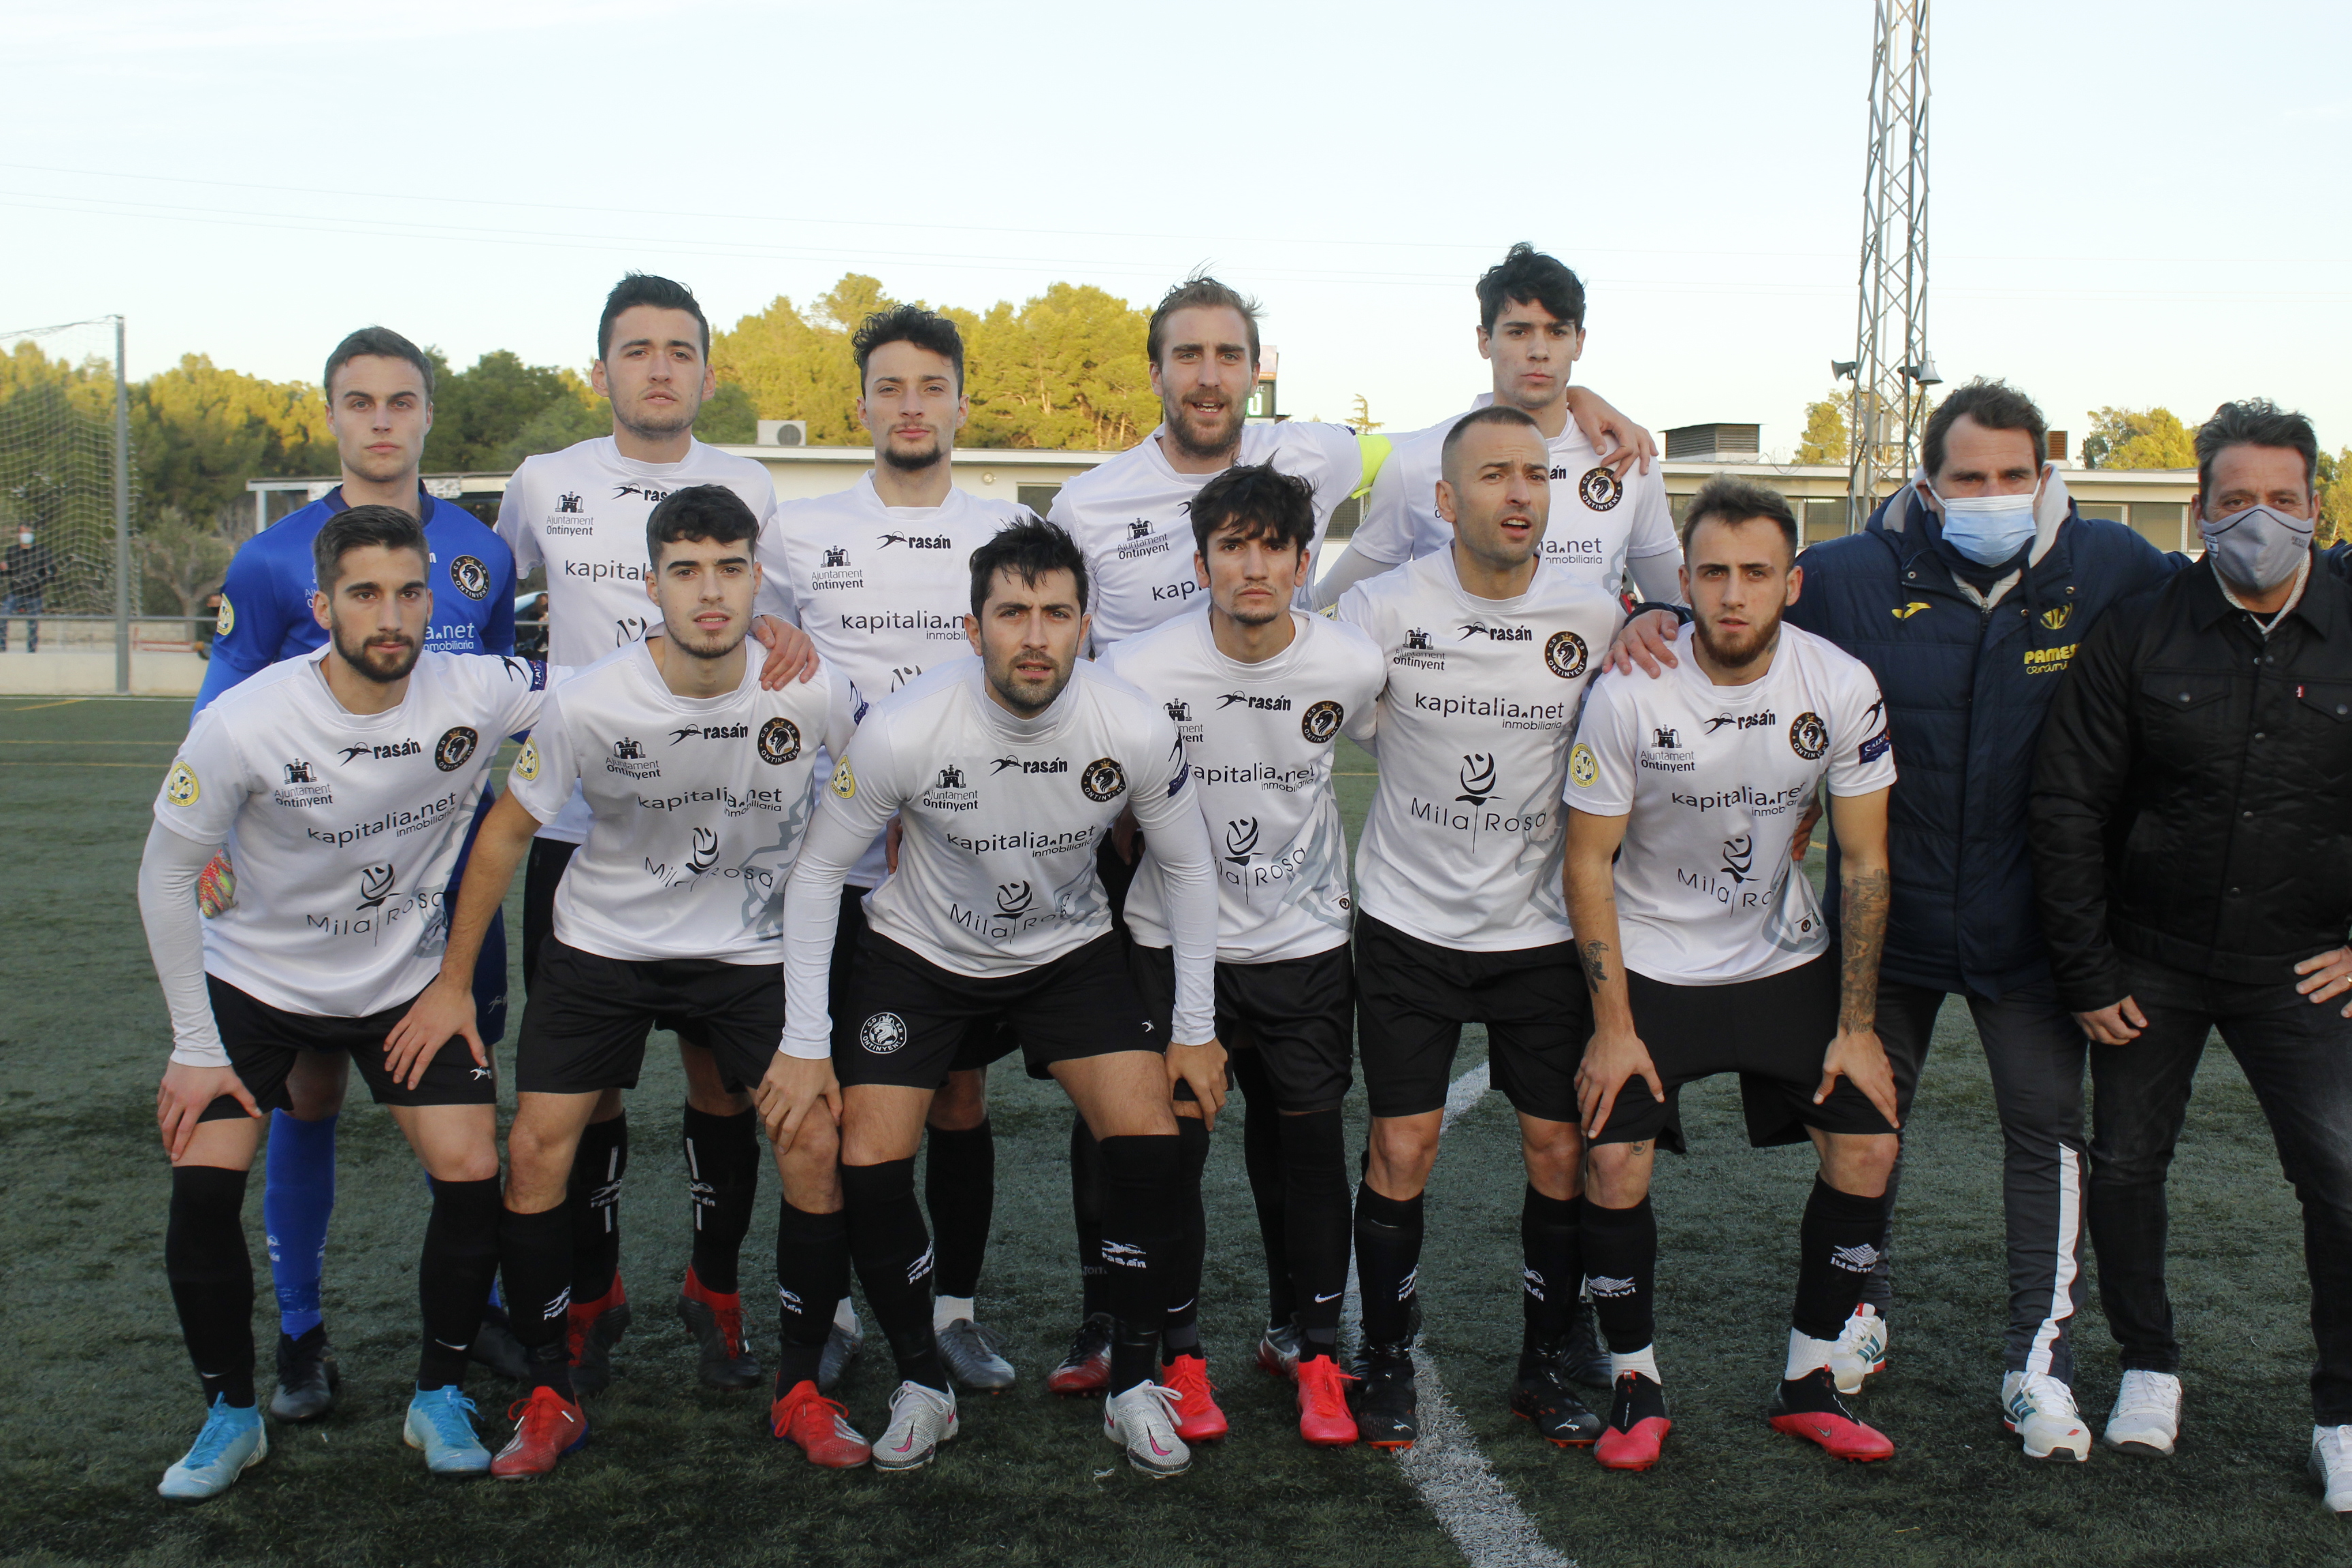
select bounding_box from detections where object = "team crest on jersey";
[1569,742,1599,789]
[2040,603,2073,632]
[449,555,490,602]
[1544,630,1590,679]
[1892,601,1930,620]
[514,738,541,783]
[1301,700,1344,744]
[1788,711,1829,761]
[434,727,479,772]
[757,718,802,766]
[830,759,857,798]
[165,760,200,806]
[1577,467,1622,512]
[1080,757,1128,803]
[860,1011,909,1055]
[214,595,234,637]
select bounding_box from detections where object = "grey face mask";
[2200,503,2313,593]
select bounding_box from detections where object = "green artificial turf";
[1,699,2345,1567]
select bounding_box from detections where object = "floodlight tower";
[1838,0,1934,529]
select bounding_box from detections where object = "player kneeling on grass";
[1098,464,1385,1447]
[397,485,864,1477]
[1563,476,1903,1469]
[777,518,1224,1477]
[140,506,561,1498]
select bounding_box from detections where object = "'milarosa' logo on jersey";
[877,532,951,549]
[1224,817,1259,866]
[995,881,1034,916]
[757,718,802,765]
[1081,757,1128,802]
[1788,711,1829,761]
[1544,630,1590,679]
[1217,691,1291,711]
[338,738,422,764]
[357,863,396,911]
[687,827,721,875]
[1456,753,1499,807]
[434,728,479,772]
[1720,833,1757,885]
[990,755,1068,776]
[1458,622,1533,642]
[1301,700,1343,744]
[1578,467,1623,511]
[613,482,670,503]
[450,555,490,602]
[670,722,751,744]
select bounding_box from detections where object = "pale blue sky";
[6,0,2347,457]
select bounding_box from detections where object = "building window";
[1803,498,1850,546]
[1016,484,1060,517]
[2129,502,2186,554]
[2075,503,2125,525]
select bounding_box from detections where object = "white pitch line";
[1346,1060,1574,1568]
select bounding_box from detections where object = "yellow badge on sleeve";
[1568,742,1599,789]
[830,758,857,799]
[165,760,201,806]
[513,738,540,783]
[214,595,234,637]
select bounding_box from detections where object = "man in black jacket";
[1,524,60,652]
[2030,398,2352,1512]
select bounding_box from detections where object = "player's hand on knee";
[755,1053,840,1150]
[1603,609,1682,679]
[1818,1027,1901,1130]
[752,617,820,689]
[385,976,482,1090]
[157,1062,257,1159]
[1577,1028,1661,1139]
[2295,947,2352,1015]
[1166,1039,1227,1131]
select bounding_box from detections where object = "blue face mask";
[1929,483,2039,566]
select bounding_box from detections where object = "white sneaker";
[2311,1424,2352,1514]
[872,1381,958,1472]
[1104,1382,1191,1477]
[2104,1369,2182,1456]
[2002,1371,2091,1463]
[1827,1305,1889,1394]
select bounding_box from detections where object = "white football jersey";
[153,649,555,1019]
[1351,403,1678,591]
[505,642,858,964]
[782,657,1209,1053]
[1047,421,1362,650]
[1099,608,1383,964]
[1567,624,1895,985]
[772,473,1029,887]
[1338,550,1624,951]
[497,435,791,843]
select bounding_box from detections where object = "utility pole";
[1837,0,1935,530]
[112,314,131,695]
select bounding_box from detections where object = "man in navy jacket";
[1612,380,2177,1460]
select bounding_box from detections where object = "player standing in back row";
[1099,463,1384,1448]
[1335,405,1626,1452]
[1565,476,1902,1469]
[495,274,814,1400]
[772,304,1030,1393]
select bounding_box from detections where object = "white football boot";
[871,1381,958,1472]
[2002,1371,2091,1462]
[1827,1305,1889,1394]
[1105,1382,1191,1477]
[2310,1424,2352,1515]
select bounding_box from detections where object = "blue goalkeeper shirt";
[193,485,517,715]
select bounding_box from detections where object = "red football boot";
[676,1268,760,1390]
[1767,1367,1894,1461]
[490,1386,589,1480]
[1160,1354,1229,1443]
[1295,1355,1359,1447]
[565,1274,632,1396]
[770,1379,872,1468]
[1594,1372,1672,1470]
[1047,1313,1113,1396]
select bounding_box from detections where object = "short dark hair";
[2195,397,2318,497]
[1147,274,1262,368]
[314,504,427,590]
[1680,474,1799,563]
[598,272,710,362]
[1921,379,2046,481]
[1186,463,1316,560]
[1475,243,1586,334]
[323,327,434,401]
[644,484,758,567]
[852,304,965,391]
[1439,403,1542,480]
[968,514,1088,619]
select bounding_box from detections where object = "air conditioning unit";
[757,420,807,448]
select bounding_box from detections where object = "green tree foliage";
[2318,447,2352,546]
[2081,406,2199,470]
[1797,388,1851,466]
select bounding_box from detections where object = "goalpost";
[0,315,131,691]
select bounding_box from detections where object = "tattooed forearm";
[1838,866,1891,1031]
[1578,939,1612,993]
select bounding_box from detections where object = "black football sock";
[417,1175,502,1390]
[569,1112,628,1304]
[1232,1050,1296,1330]
[1354,1183,1424,1348]
[1071,1115,1109,1319]
[924,1120,996,1303]
[1518,1188,1584,1373]
[499,1203,576,1398]
[774,1201,848,1394]
[1279,1109,1350,1357]
[1857,1151,1902,1316]
[167,1164,256,1409]
[681,1106,758,1296]
[1579,1194,1658,1354]
[1098,1133,1182,1394]
[1793,1176,1893,1343]
[841,1159,945,1392]
[1161,1115,1211,1360]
